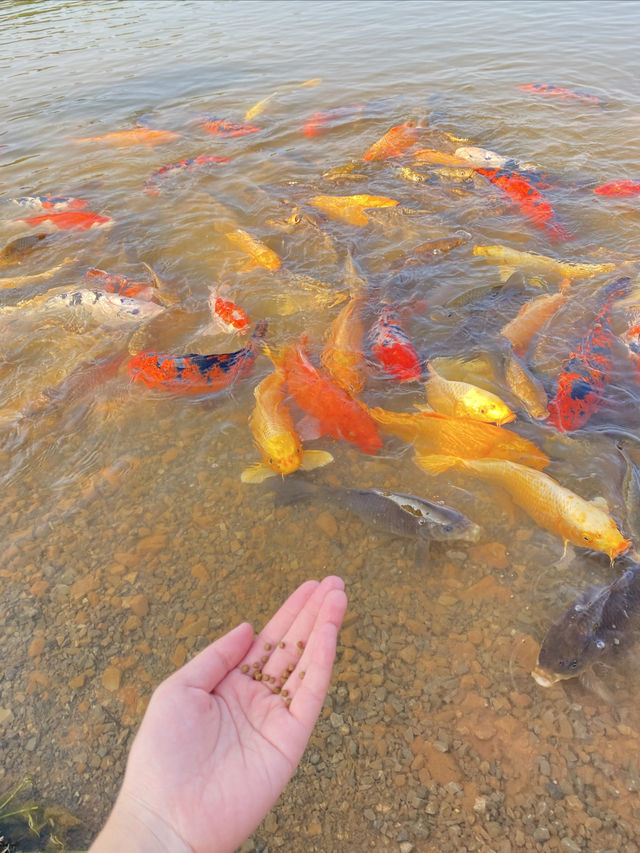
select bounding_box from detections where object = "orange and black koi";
[547,277,630,432]
[518,83,602,105]
[368,306,422,382]
[201,117,261,137]
[128,320,267,394]
[475,168,572,242]
[594,180,640,198]
[143,154,230,194]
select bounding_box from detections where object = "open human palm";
[90,576,347,853]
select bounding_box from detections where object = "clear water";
[2,1,640,850]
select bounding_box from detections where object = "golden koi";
[363,122,420,162]
[72,128,181,146]
[504,354,549,420]
[500,291,569,358]
[367,406,549,469]
[226,228,281,271]
[320,293,366,396]
[241,363,333,483]
[415,455,630,561]
[424,362,515,425]
[244,77,322,121]
[473,244,617,283]
[308,194,399,226]
[412,148,470,167]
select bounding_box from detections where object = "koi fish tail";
[547,220,573,243]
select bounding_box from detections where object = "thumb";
[172,621,254,692]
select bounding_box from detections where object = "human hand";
[89,575,348,853]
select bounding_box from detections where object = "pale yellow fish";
[321,293,366,396]
[244,77,322,122]
[226,228,281,271]
[504,353,549,420]
[473,244,618,282]
[0,257,76,289]
[308,194,399,226]
[321,163,369,183]
[500,290,569,358]
[424,361,515,425]
[241,362,333,483]
[413,455,630,562]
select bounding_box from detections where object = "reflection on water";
[2,1,640,849]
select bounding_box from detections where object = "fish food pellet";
[253,672,263,681]
[279,641,285,648]
[261,654,269,663]
[240,664,249,673]
[285,697,292,707]
[297,640,305,650]
[264,642,272,651]
[252,662,260,669]
[282,689,289,697]
[299,670,306,679]
[272,686,281,694]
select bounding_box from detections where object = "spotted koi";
[368,306,422,382]
[201,117,261,137]
[517,83,602,105]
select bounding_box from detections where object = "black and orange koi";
[143,154,230,194]
[518,83,602,105]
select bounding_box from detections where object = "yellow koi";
[473,244,618,283]
[308,194,398,226]
[321,293,366,396]
[504,354,549,420]
[226,228,281,271]
[244,77,322,121]
[424,362,515,425]
[412,148,470,166]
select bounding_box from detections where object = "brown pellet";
[252,662,260,669]
[264,642,272,651]
[261,655,269,663]
[299,670,306,679]
[279,641,285,648]
[297,640,305,649]
[272,686,281,694]
[253,672,263,681]
[285,697,292,707]
[282,689,289,697]
[240,664,249,674]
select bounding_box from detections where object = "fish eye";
[583,535,592,542]
[568,659,578,670]
[444,525,453,532]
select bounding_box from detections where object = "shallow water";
[2,1,640,850]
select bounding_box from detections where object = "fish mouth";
[531,666,563,688]
[460,523,482,542]
[497,412,516,425]
[609,537,632,560]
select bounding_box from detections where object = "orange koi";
[368,406,549,470]
[201,117,261,137]
[500,291,569,358]
[226,228,281,271]
[303,104,366,137]
[412,148,470,167]
[368,306,422,381]
[363,122,419,162]
[73,128,181,146]
[320,293,366,396]
[84,268,156,301]
[308,193,398,226]
[128,320,267,395]
[594,180,640,197]
[518,83,601,105]
[476,168,572,242]
[415,455,629,561]
[278,337,382,454]
[547,276,630,431]
[19,211,113,231]
[208,286,250,334]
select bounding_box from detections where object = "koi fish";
[412,148,470,167]
[532,563,640,687]
[504,353,549,420]
[308,193,399,226]
[363,122,420,162]
[241,364,333,483]
[547,276,630,431]
[620,320,640,374]
[84,268,157,301]
[424,362,515,425]
[501,291,569,358]
[143,155,230,194]
[473,244,617,283]
[73,128,181,145]
[303,104,365,137]
[18,211,113,231]
[0,257,76,290]
[201,117,261,137]
[518,83,601,105]
[368,306,422,381]
[245,77,322,122]
[226,228,281,271]
[128,320,267,394]
[320,293,366,396]
[368,406,549,470]
[453,146,534,170]
[276,337,382,454]
[415,455,630,561]
[0,234,49,266]
[594,180,640,197]
[475,168,572,242]
[389,234,467,270]
[0,195,88,215]
[0,287,165,326]
[207,286,250,335]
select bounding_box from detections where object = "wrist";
[89,791,192,853]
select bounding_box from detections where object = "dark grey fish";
[532,561,640,687]
[273,478,480,543]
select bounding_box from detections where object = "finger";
[286,588,347,727]
[252,576,345,689]
[237,578,321,673]
[170,621,254,692]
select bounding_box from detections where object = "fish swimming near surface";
[412,148,470,167]
[245,77,322,122]
[453,146,535,170]
[415,455,630,561]
[200,117,261,137]
[320,292,367,396]
[240,363,334,483]
[0,257,76,290]
[84,268,157,302]
[424,361,516,425]
[363,122,420,162]
[368,406,549,469]
[17,211,113,231]
[275,336,382,454]
[73,128,181,146]
[594,180,640,197]
[547,276,630,431]
[389,234,468,270]
[308,193,399,226]
[0,195,88,216]
[500,290,570,359]
[143,155,230,194]
[532,562,640,687]
[272,477,481,544]
[368,305,422,382]
[473,244,617,283]
[503,352,550,420]
[303,103,366,137]
[517,83,602,105]
[226,228,281,271]
[128,320,267,394]
[0,234,50,266]
[207,285,251,335]
[475,168,572,242]
[0,287,165,326]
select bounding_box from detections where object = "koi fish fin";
[297,414,326,441]
[413,402,435,412]
[240,462,279,484]
[590,495,610,512]
[498,265,516,282]
[414,454,461,475]
[300,449,334,471]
